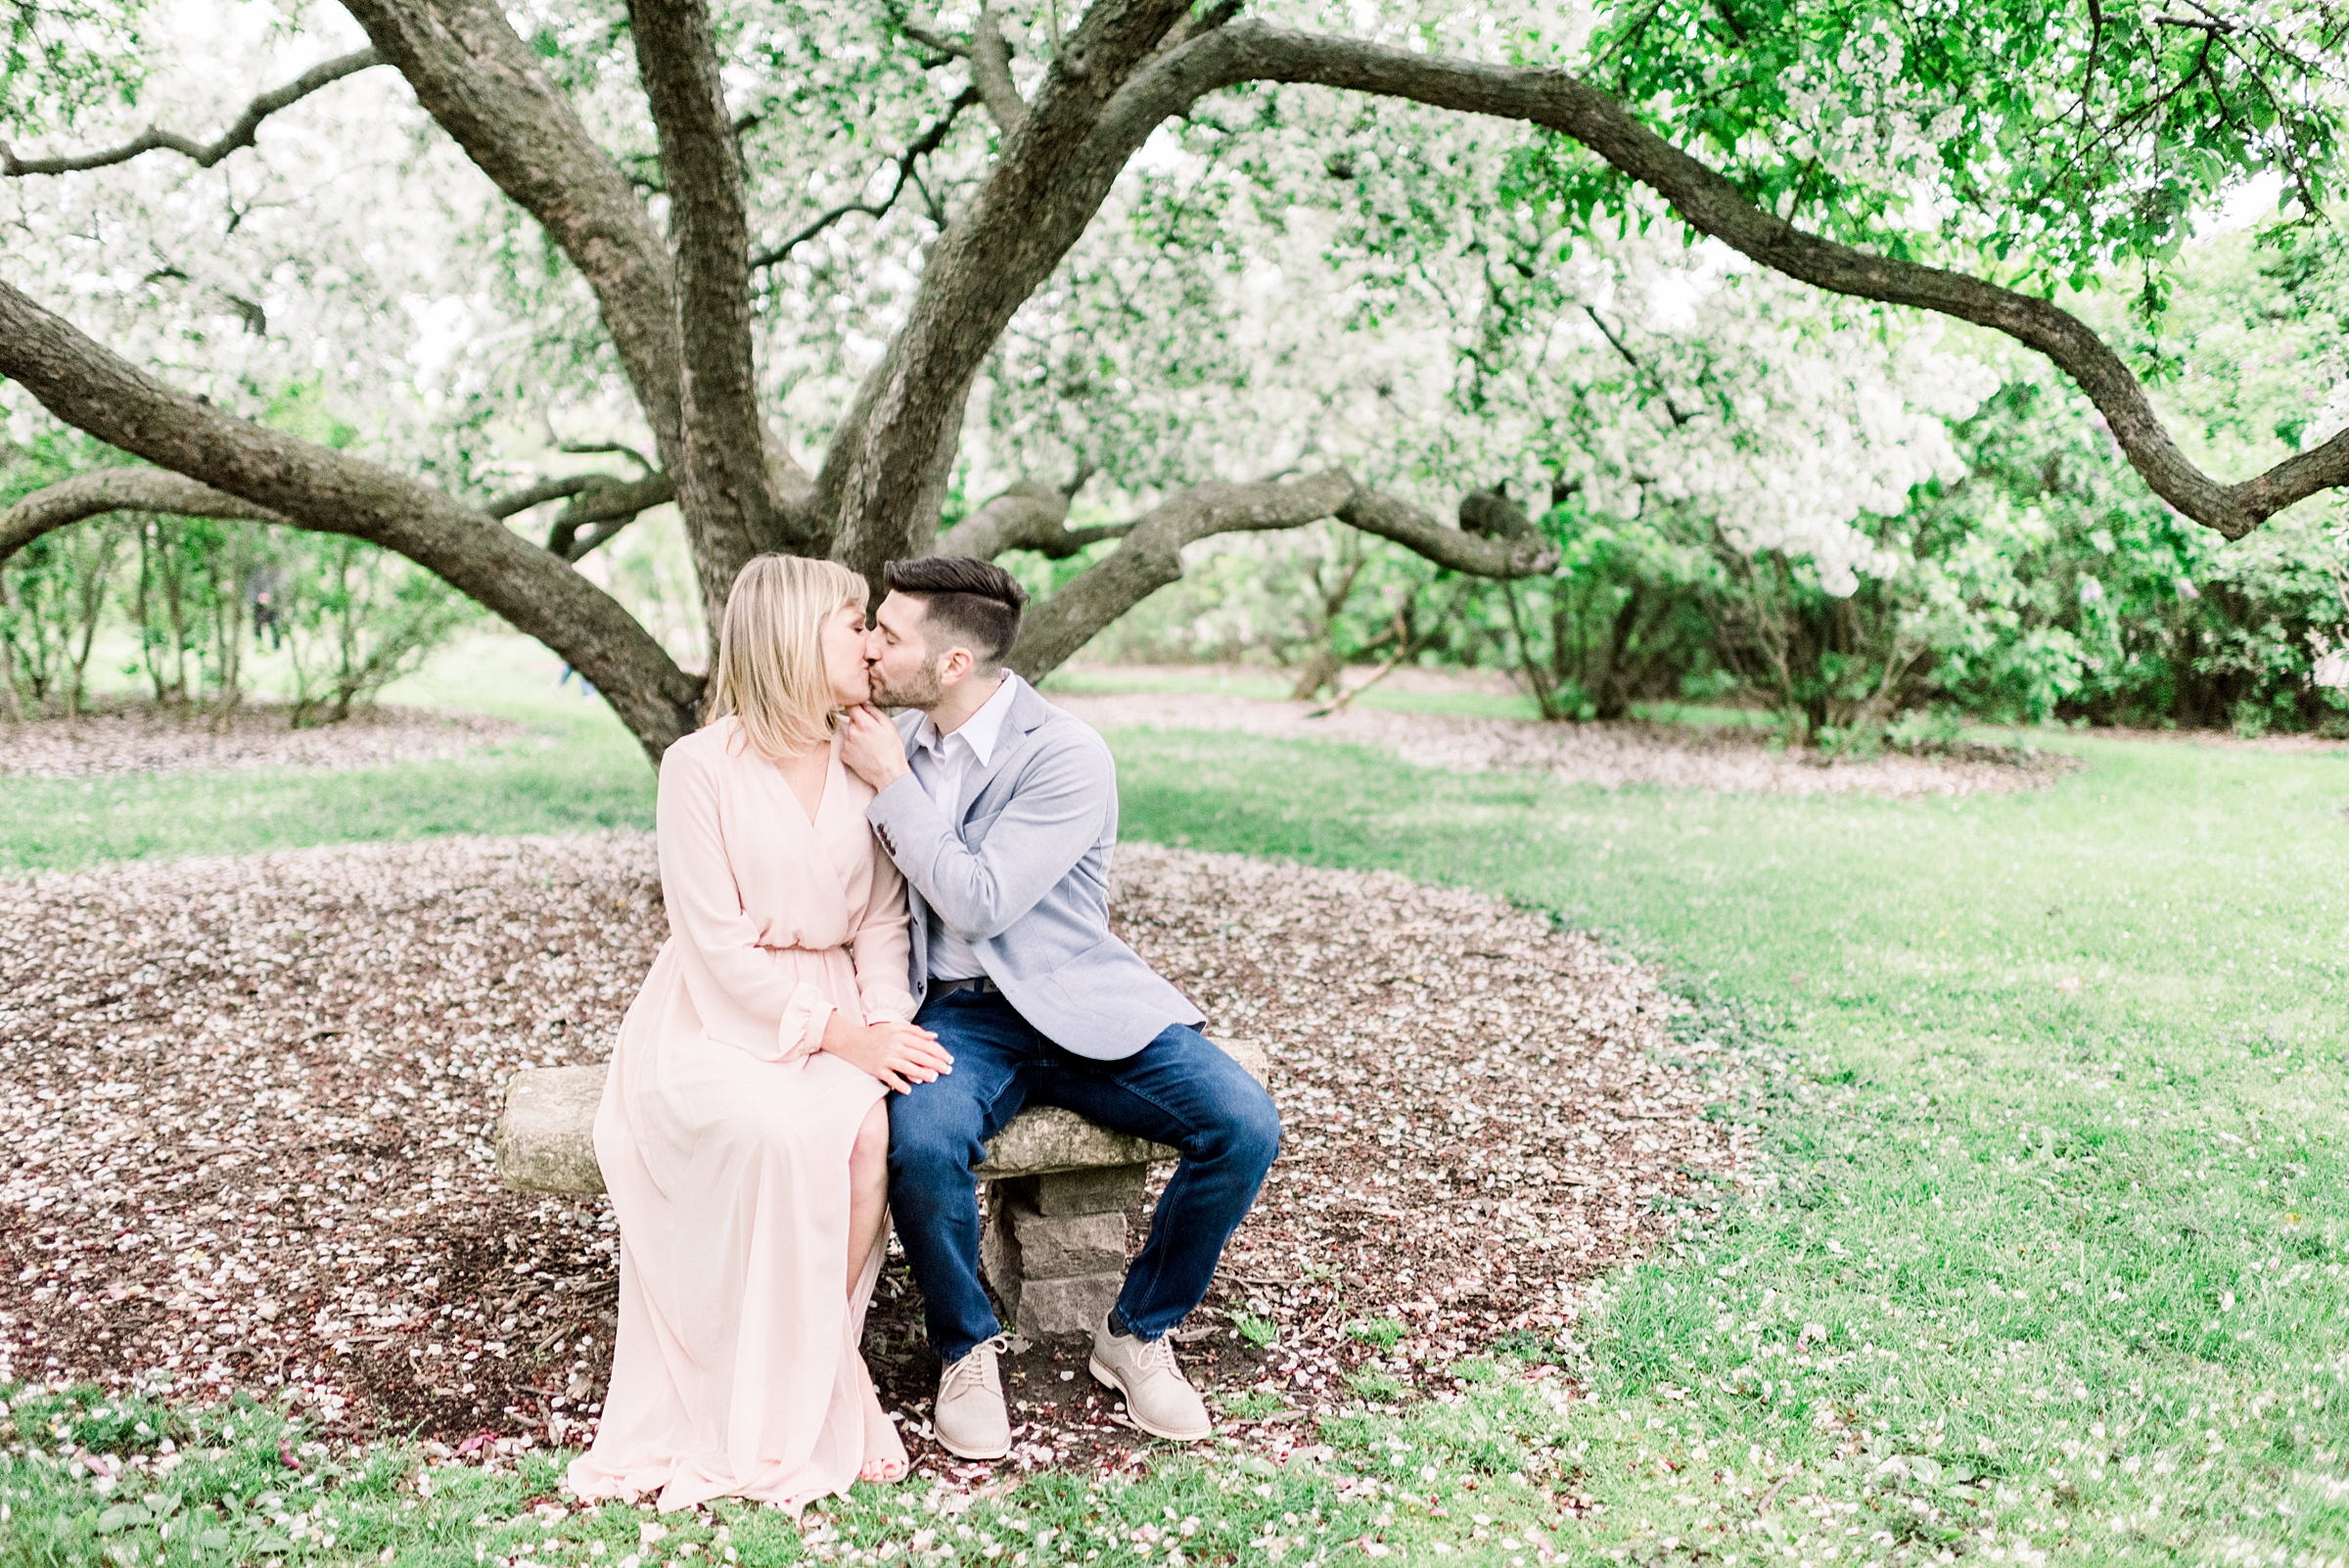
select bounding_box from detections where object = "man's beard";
[868,656,944,711]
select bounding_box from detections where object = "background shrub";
[2,437,476,724]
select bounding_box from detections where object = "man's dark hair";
[883,556,1029,669]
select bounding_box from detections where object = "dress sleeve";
[656,740,832,1062]
[851,832,919,1025]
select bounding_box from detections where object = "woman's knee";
[850,1100,890,1184]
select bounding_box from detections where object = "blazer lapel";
[957,675,1052,829]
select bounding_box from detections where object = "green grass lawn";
[1040,662,1545,720]
[1039,663,1781,727]
[0,637,657,873]
[6,680,2348,1564]
[1109,726,2349,1564]
[0,747,654,871]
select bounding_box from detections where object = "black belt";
[933,975,1000,996]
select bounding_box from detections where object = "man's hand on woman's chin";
[841,704,913,789]
[822,1009,952,1093]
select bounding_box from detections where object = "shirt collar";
[916,672,1020,765]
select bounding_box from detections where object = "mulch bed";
[1053,692,2082,798]
[0,834,1748,1481]
[0,703,524,779]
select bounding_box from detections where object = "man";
[839,556,1281,1462]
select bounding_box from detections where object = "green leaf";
[96,1502,150,1534]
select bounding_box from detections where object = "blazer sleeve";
[866,724,1111,943]
[850,837,919,1024]
[657,741,833,1062]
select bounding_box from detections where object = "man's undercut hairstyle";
[884,556,1029,670]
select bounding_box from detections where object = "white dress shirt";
[905,674,1020,981]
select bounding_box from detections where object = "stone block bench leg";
[980,1164,1148,1341]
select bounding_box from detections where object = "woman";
[569,555,954,1513]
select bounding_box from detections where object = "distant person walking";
[245,565,283,651]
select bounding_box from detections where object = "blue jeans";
[886,991,1282,1364]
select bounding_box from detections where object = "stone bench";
[495,1039,1269,1342]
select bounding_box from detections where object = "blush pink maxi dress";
[568,717,915,1512]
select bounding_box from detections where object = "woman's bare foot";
[858,1456,906,1484]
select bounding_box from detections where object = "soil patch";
[0,703,524,779]
[0,834,1747,1480]
[1055,692,2080,799]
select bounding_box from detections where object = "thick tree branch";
[631,0,811,590]
[1005,471,1557,678]
[815,1,1263,589]
[0,470,283,553]
[1182,22,2344,538]
[336,1,687,511]
[0,278,702,760]
[1338,487,1557,576]
[970,6,1030,136]
[1007,473,1356,676]
[934,480,1130,560]
[816,0,1201,589]
[1,49,385,177]
[5,460,672,570]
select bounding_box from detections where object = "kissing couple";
[564,553,1283,1512]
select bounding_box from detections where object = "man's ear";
[938,646,977,686]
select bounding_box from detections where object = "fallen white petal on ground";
[0,833,1748,1474]
[1053,692,2081,798]
[0,704,525,779]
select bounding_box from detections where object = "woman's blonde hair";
[704,554,869,762]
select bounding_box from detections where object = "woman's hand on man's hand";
[822,1011,953,1093]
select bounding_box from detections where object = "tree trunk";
[0,574,22,721]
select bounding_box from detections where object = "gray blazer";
[866,674,1205,1061]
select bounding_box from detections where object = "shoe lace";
[1132,1333,1180,1381]
[943,1333,1009,1399]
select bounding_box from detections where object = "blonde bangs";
[705,555,869,762]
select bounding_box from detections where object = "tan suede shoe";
[1088,1315,1211,1442]
[933,1335,1011,1461]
